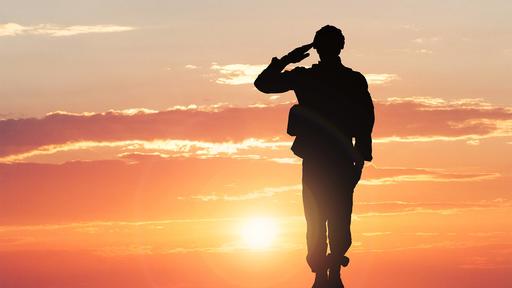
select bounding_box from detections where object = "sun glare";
[240,217,279,250]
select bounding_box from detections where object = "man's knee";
[306,253,328,272]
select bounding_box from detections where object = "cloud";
[183,165,501,204]
[0,23,28,36]
[374,97,512,142]
[0,154,509,225]
[210,63,399,86]
[400,24,421,31]
[44,108,162,118]
[355,198,512,217]
[362,232,392,236]
[413,37,440,44]
[365,74,400,85]
[414,232,440,236]
[363,165,502,184]
[0,97,510,162]
[0,138,292,163]
[0,104,291,160]
[0,23,134,37]
[0,157,301,225]
[359,165,501,185]
[268,157,301,164]
[188,185,301,201]
[183,165,502,203]
[210,63,268,85]
[466,139,480,145]
[184,64,198,69]
[0,215,305,256]
[416,49,433,54]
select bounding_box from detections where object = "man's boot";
[327,253,348,288]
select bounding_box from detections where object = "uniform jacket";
[254,56,375,162]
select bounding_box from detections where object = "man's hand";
[353,160,364,188]
[355,160,364,171]
[282,43,313,64]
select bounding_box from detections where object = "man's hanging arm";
[354,73,375,162]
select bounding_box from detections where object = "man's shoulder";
[343,67,368,87]
[342,66,365,78]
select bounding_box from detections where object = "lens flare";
[240,217,278,250]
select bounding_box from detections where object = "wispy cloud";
[210,62,399,86]
[400,24,420,31]
[365,73,400,85]
[0,157,301,224]
[210,63,267,85]
[0,104,290,160]
[362,232,392,236]
[384,97,501,110]
[1,97,510,161]
[0,216,304,255]
[355,198,512,217]
[268,157,301,164]
[46,108,159,117]
[360,165,501,185]
[0,23,28,36]
[413,37,440,44]
[0,138,292,163]
[414,232,440,236]
[359,172,501,185]
[375,97,512,142]
[1,152,510,225]
[188,185,301,201]
[0,23,135,37]
[416,49,433,54]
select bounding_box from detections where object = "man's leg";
[302,160,328,287]
[327,186,353,264]
[303,182,328,272]
[327,180,353,288]
[326,164,356,288]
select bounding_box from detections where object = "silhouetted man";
[254,25,374,288]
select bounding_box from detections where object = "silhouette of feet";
[326,254,347,288]
[311,271,328,288]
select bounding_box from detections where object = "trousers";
[302,156,359,272]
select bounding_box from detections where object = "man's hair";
[313,25,345,51]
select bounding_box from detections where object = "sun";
[240,217,279,250]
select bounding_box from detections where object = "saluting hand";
[282,43,313,64]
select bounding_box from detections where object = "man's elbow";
[254,76,271,93]
[355,136,373,162]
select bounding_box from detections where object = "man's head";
[313,25,345,61]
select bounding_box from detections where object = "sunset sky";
[1,1,511,287]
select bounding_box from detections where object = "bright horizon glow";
[240,217,279,250]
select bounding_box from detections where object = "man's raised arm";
[254,43,313,93]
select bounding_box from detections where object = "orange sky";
[1,1,511,287]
